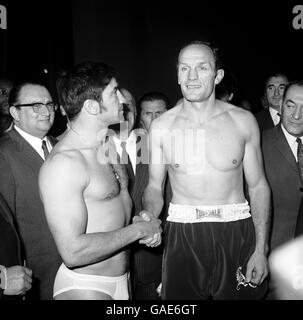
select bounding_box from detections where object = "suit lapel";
[265,109,275,127]
[9,128,44,166]
[272,125,298,173]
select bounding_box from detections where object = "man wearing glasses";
[0,82,62,299]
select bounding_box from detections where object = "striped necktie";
[120,141,128,165]
[42,140,49,160]
[297,138,303,182]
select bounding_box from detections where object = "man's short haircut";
[177,40,224,71]
[138,91,170,111]
[283,80,303,101]
[135,91,170,129]
[8,81,48,108]
[264,72,289,88]
[56,61,116,121]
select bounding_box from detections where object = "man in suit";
[262,81,303,298]
[255,73,289,132]
[131,91,171,300]
[0,82,62,299]
[0,193,32,300]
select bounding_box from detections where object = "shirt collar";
[269,107,280,125]
[281,124,301,148]
[112,130,137,147]
[14,125,49,159]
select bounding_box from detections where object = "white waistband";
[59,263,128,282]
[167,201,251,223]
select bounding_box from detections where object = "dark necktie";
[120,140,135,181]
[120,141,128,165]
[297,137,303,183]
[42,140,49,160]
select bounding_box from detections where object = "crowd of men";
[0,40,303,300]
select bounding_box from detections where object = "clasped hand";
[133,210,162,247]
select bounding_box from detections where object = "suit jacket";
[0,128,62,300]
[255,109,275,132]
[0,193,22,300]
[295,198,303,237]
[262,125,302,251]
[128,130,172,299]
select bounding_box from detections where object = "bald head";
[178,43,216,71]
[178,41,222,71]
[177,42,224,103]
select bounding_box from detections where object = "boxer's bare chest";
[163,114,245,175]
[81,147,129,201]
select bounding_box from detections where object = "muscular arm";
[242,113,270,283]
[39,152,159,268]
[142,121,168,218]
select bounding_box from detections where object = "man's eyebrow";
[179,61,209,67]
[285,99,296,104]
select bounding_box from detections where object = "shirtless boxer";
[141,41,270,299]
[39,62,161,300]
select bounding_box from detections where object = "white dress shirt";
[281,124,303,162]
[269,107,281,126]
[14,125,52,160]
[112,130,137,174]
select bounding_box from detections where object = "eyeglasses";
[14,102,58,113]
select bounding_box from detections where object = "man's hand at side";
[245,250,268,286]
[4,266,33,296]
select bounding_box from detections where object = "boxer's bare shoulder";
[151,103,183,130]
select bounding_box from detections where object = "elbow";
[60,245,83,268]
[61,252,79,268]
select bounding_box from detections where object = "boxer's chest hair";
[109,163,129,190]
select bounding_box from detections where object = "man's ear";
[215,69,224,85]
[9,106,20,121]
[83,99,100,115]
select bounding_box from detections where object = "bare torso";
[51,137,132,276]
[157,100,248,205]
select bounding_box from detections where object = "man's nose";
[39,105,50,116]
[188,68,198,80]
[117,90,126,104]
[274,87,280,96]
[151,113,157,121]
[293,106,302,120]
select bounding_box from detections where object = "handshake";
[133,210,162,247]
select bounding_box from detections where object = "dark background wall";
[0,0,302,133]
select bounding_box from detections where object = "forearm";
[248,179,271,255]
[62,223,144,267]
[142,185,164,218]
